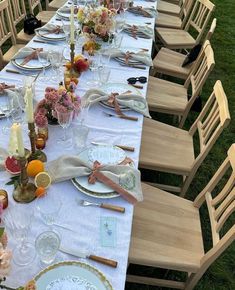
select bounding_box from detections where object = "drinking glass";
[62,20,71,59]
[35,231,60,265]
[98,66,111,84]
[37,50,49,81]
[73,124,89,152]
[36,192,62,226]
[2,204,36,266]
[55,106,74,148]
[85,52,101,87]
[48,49,64,82]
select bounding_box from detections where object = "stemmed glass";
[37,50,49,81]
[2,204,36,266]
[85,52,101,87]
[55,106,74,148]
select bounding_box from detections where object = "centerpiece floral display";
[77,6,116,53]
[34,83,81,128]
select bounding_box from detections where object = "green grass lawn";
[126,0,235,289]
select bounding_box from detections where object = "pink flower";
[38,107,48,116]
[0,245,12,278]
[35,113,48,128]
[24,280,36,290]
[0,232,8,249]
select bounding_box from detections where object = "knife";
[91,141,135,152]
[59,246,118,268]
[103,111,138,122]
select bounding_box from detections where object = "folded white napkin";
[47,155,143,203]
[0,148,8,171]
[123,23,154,39]
[12,47,40,61]
[83,88,151,117]
[128,6,156,18]
[103,48,153,66]
[35,23,63,34]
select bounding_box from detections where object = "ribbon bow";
[21,48,43,66]
[41,26,62,35]
[124,51,135,65]
[0,83,15,93]
[88,160,137,204]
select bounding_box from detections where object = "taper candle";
[15,123,25,157]
[25,87,34,123]
[70,3,75,44]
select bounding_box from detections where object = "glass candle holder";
[35,135,46,150]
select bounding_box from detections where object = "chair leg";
[180,172,195,197]
[184,271,204,290]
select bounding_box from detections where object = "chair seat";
[157,0,181,16]
[36,11,55,25]
[153,47,192,79]
[156,27,196,49]
[17,29,34,44]
[139,118,195,175]
[147,76,188,114]
[48,0,67,11]
[156,12,182,29]
[129,183,204,273]
[3,44,25,66]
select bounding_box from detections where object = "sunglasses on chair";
[127,76,147,84]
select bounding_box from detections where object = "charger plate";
[35,261,113,290]
[72,145,126,198]
[99,83,141,111]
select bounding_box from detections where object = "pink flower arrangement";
[34,83,81,126]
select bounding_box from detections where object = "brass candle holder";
[28,122,47,162]
[13,153,36,203]
[70,42,75,74]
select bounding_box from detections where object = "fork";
[103,111,138,121]
[78,199,125,213]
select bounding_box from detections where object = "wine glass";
[62,20,71,59]
[37,50,49,82]
[85,51,101,87]
[55,106,74,148]
[3,204,36,266]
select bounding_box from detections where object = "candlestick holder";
[13,153,36,203]
[28,122,47,162]
[70,42,75,74]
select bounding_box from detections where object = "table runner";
[0,1,157,288]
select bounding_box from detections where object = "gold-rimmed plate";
[35,261,113,290]
[11,58,51,71]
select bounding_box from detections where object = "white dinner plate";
[11,58,51,71]
[35,261,113,290]
[72,145,126,198]
[99,83,141,111]
[36,30,66,41]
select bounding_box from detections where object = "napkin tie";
[0,83,15,93]
[21,48,43,66]
[136,6,151,17]
[88,161,137,204]
[41,26,62,35]
[131,25,138,39]
[108,93,122,115]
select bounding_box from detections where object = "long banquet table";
[0,1,156,288]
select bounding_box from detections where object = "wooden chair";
[0,0,24,69]
[153,18,216,80]
[27,0,55,25]
[45,0,67,11]
[139,81,230,197]
[157,0,182,16]
[156,0,215,50]
[128,145,235,289]
[8,0,34,44]
[147,40,215,128]
[156,0,194,29]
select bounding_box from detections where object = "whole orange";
[26,160,44,177]
[35,187,46,198]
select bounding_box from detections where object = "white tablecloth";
[0,1,157,289]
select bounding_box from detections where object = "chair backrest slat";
[9,0,26,27]
[214,187,235,220]
[212,173,235,206]
[185,0,215,44]
[28,0,42,14]
[0,0,16,48]
[205,18,217,41]
[181,0,194,27]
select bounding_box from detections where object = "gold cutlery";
[91,141,135,152]
[5,69,38,77]
[78,199,125,213]
[130,84,143,89]
[103,111,138,121]
[119,63,146,70]
[33,39,47,43]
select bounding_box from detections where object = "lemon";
[34,172,51,189]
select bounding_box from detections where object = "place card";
[100,217,117,248]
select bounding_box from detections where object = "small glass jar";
[38,126,48,140]
[0,190,8,209]
[35,135,46,150]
